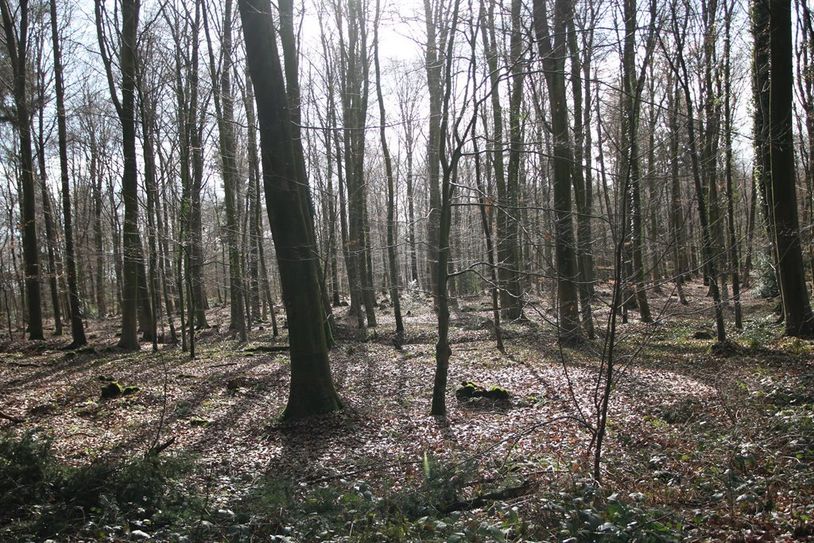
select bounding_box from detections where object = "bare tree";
[1,0,44,340]
[50,0,85,346]
[240,0,342,418]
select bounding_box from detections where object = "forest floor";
[1,280,814,542]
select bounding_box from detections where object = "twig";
[242,345,289,353]
[441,480,538,512]
[146,436,176,457]
[0,411,24,423]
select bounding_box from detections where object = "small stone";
[217,508,235,520]
[130,530,152,540]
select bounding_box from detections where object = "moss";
[100,381,124,399]
[487,386,510,401]
[100,382,139,399]
[455,381,510,402]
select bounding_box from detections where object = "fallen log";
[441,480,537,513]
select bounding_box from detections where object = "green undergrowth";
[536,480,682,542]
[198,454,682,542]
[0,431,687,542]
[0,431,199,541]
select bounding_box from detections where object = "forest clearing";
[2,282,813,542]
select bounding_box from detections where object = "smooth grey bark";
[240,0,342,418]
[50,0,86,346]
[1,0,43,340]
[95,0,142,350]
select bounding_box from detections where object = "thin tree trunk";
[723,0,742,328]
[50,0,86,346]
[34,42,64,336]
[567,15,594,337]
[667,4,727,343]
[203,0,247,341]
[373,0,404,341]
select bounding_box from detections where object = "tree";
[621,0,652,323]
[1,0,44,340]
[334,0,377,328]
[567,7,595,337]
[203,0,247,341]
[50,0,86,347]
[424,0,447,305]
[33,22,64,338]
[429,0,478,416]
[480,0,522,320]
[532,0,582,341]
[239,0,342,418]
[663,0,727,343]
[96,0,142,350]
[722,0,742,328]
[373,0,404,342]
[761,0,814,336]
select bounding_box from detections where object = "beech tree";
[95,0,143,350]
[239,0,342,418]
[1,0,43,340]
[373,0,404,341]
[50,0,85,347]
[759,0,814,336]
[203,0,247,341]
[532,0,582,341]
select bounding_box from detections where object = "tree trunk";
[669,3,727,343]
[244,73,263,320]
[532,0,582,341]
[1,0,44,340]
[763,0,814,336]
[50,0,86,346]
[723,0,742,328]
[424,0,444,305]
[480,0,522,320]
[373,0,404,340]
[667,70,689,304]
[203,0,246,341]
[622,0,652,323]
[240,0,341,418]
[567,15,594,337]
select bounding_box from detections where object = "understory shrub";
[0,431,195,540]
[537,480,682,543]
